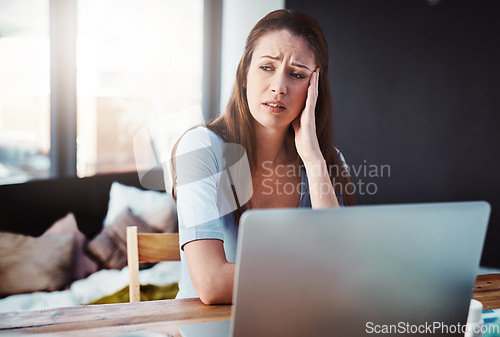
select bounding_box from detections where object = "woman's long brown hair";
[171,9,356,221]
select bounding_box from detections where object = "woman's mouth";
[263,101,286,112]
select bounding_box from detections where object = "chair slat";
[126,226,141,302]
[127,227,181,303]
[137,233,181,263]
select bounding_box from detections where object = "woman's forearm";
[193,261,235,305]
[303,158,340,209]
[184,239,235,305]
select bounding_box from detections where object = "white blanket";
[0,261,181,312]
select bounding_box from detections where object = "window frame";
[48,0,221,179]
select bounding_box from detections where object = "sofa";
[0,170,180,311]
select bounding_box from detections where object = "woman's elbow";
[197,286,231,305]
[199,293,224,305]
[194,274,233,305]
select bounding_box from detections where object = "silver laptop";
[180,201,491,337]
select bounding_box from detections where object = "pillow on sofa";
[0,231,75,297]
[141,204,177,233]
[103,182,177,232]
[45,213,99,281]
[87,208,160,270]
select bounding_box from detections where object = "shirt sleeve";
[335,147,349,173]
[335,147,349,207]
[174,127,226,249]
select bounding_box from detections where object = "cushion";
[0,231,75,297]
[103,182,177,231]
[141,204,177,233]
[45,213,99,281]
[87,208,160,270]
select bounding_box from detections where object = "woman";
[171,9,355,304]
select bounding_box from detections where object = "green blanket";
[90,283,179,304]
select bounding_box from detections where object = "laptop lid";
[230,201,490,337]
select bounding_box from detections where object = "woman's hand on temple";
[292,67,323,165]
[293,68,339,208]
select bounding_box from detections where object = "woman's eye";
[290,72,306,79]
[259,65,273,71]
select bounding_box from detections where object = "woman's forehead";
[252,30,316,68]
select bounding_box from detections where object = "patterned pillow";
[0,231,75,296]
[87,208,160,270]
[45,213,99,281]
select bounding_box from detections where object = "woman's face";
[246,30,317,132]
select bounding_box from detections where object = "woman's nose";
[270,71,287,95]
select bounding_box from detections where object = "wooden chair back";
[126,226,180,302]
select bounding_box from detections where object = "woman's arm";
[183,239,235,305]
[302,159,340,208]
[292,68,339,209]
[174,127,235,305]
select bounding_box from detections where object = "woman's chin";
[253,120,293,133]
[251,111,299,132]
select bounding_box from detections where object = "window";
[0,0,50,184]
[0,0,206,185]
[76,0,204,177]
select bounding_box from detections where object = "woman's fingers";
[302,68,319,126]
[294,68,323,164]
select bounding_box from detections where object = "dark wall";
[286,0,500,267]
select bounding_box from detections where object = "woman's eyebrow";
[260,55,280,61]
[291,62,311,70]
[260,55,311,71]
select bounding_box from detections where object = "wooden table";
[1,274,499,337]
[0,298,231,337]
[473,273,500,310]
